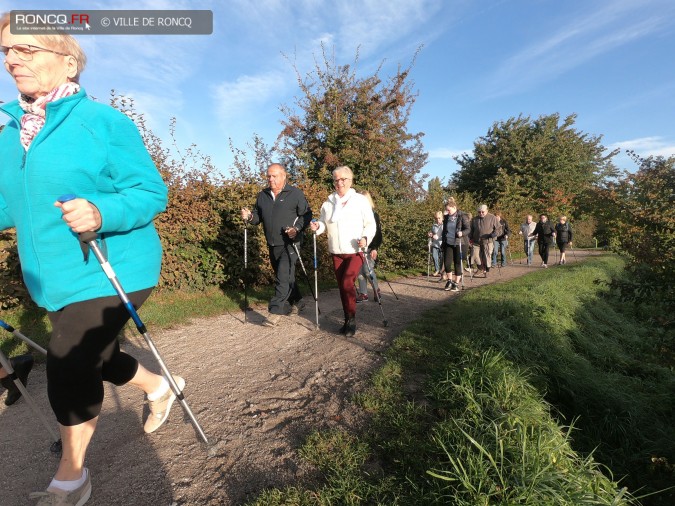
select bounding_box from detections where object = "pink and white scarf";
[18,82,80,150]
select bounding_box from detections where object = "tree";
[591,152,675,307]
[278,46,428,203]
[452,114,618,217]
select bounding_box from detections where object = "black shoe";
[344,317,356,337]
[2,354,34,406]
[339,319,348,334]
[444,280,453,291]
[450,284,459,292]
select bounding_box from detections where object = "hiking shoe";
[344,317,356,338]
[444,280,453,291]
[356,293,368,303]
[450,284,459,292]
[144,376,185,434]
[290,300,306,315]
[262,313,282,327]
[30,468,92,505]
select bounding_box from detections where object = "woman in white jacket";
[311,166,376,336]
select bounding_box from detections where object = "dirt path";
[0,250,597,505]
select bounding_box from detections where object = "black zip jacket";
[534,220,556,245]
[250,184,312,247]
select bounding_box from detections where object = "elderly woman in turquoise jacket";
[0,14,183,505]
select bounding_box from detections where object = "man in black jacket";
[241,164,312,326]
[533,214,556,268]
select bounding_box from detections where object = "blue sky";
[2,0,674,184]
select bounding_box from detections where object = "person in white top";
[518,214,537,265]
[310,166,376,337]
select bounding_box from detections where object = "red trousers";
[332,253,363,318]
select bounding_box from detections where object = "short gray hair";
[333,165,353,179]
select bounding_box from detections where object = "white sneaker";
[144,376,186,433]
[30,469,92,506]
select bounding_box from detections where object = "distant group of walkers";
[429,202,574,289]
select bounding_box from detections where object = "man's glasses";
[1,44,69,62]
[333,177,351,184]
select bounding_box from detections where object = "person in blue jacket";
[0,15,182,504]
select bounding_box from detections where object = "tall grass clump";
[250,255,673,505]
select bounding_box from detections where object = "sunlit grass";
[249,255,674,505]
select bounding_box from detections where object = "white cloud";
[608,137,675,158]
[212,71,287,121]
[334,0,440,59]
[429,147,467,159]
[486,0,675,98]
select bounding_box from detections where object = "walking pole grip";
[58,195,143,329]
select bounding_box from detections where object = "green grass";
[248,255,674,505]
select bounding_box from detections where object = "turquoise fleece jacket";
[0,89,168,311]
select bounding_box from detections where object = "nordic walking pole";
[288,218,320,309]
[291,242,320,309]
[0,344,61,453]
[495,243,502,276]
[243,221,248,324]
[457,238,464,290]
[58,195,208,445]
[360,249,387,327]
[468,243,475,282]
[427,239,431,281]
[0,321,61,452]
[312,228,320,329]
[0,319,47,355]
[380,273,399,300]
